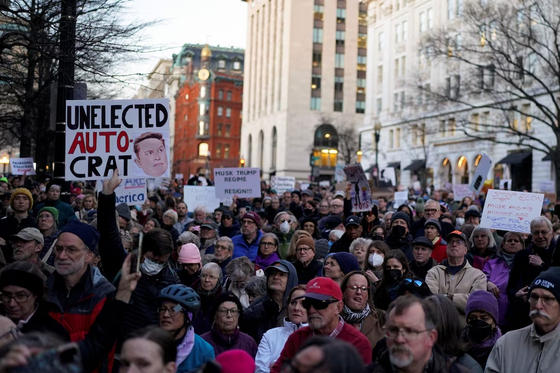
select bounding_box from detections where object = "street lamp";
[356,150,363,163]
[0,156,9,175]
[374,121,382,185]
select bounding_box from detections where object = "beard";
[389,345,414,368]
[55,254,86,276]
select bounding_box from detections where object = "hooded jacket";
[241,259,299,344]
[35,197,76,229]
[232,230,263,261]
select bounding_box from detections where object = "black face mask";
[467,319,494,342]
[304,208,314,216]
[391,225,406,238]
[387,269,403,283]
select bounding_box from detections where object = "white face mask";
[141,258,164,276]
[280,221,290,234]
[368,253,384,268]
[456,218,465,227]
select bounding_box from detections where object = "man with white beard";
[368,295,470,373]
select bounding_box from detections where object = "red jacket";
[270,322,372,373]
[431,237,448,263]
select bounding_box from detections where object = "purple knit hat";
[466,290,499,323]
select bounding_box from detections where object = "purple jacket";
[201,326,258,358]
[483,257,510,327]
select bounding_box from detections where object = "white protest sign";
[540,180,555,193]
[469,154,492,193]
[394,191,408,207]
[95,178,146,206]
[214,167,261,199]
[270,176,295,194]
[480,189,544,233]
[335,164,346,183]
[184,186,221,212]
[10,158,35,175]
[344,163,372,212]
[453,184,474,201]
[65,99,171,181]
[499,179,512,190]
[319,180,331,188]
[175,173,184,180]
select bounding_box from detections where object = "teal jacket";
[177,334,215,373]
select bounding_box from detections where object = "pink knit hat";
[178,243,201,264]
[215,350,255,373]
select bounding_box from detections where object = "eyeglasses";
[424,209,439,214]
[201,274,218,280]
[217,308,239,316]
[214,244,230,251]
[223,216,233,220]
[532,230,551,237]
[301,298,338,310]
[529,294,557,306]
[447,240,465,246]
[346,285,370,293]
[157,304,183,317]
[403,278,424,287]
[295,247,311,253]
[1,291,32,304]
[260,241,277,247]
[385,326,430,340]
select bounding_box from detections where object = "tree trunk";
[20,49,38,158]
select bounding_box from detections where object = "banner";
[184,186,221,212]
[270,176,296,194]
[95,178,146,206]
[540,180,555,193]
[175,173,184,180]
[480,189,544,233]
[343,163,372,212]
[394,191,408,207]
[469,154,492,193]
[65,99,171,180]
[453,184,474,201]
[214,167,261,199]
[10,158,35,175]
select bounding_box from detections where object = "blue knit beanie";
[331,252,361,275]
[59,219,100,253]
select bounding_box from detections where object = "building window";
[394,93,399,112]
[334,100,343,112]
[448,0,454,19]
[226,108,231,118]
[335,53,345,68]
[199,103,206,116]
[233,61,241,70]
[356,100,365,114]
[396,128,401,148]
[377,65,383,83]
[224,145,230,159]
[216,144,222,158]
[218,90,223,100]
[427,8,434,28]
[336,8,346,23]
[217,124,223,136]
[394,58,400,78]
[357,55,367,71]
[217,106,223,116]
[313,52,322,67]
[271,127,277,169]
[312,75,321,90]
[358,32,367,48]
[248,135,252,167]
[400,92,405,110]
[400,56,406,76]
[334,77,344,91]
[200,86,207,98]
[378,32,385,51]
[376,98,382,115]
[198,142,209,156]
[522,104,532,131]
[471,113,480,132]
[396,23,402,43]
[336,31,345,46]
[313,28,324,43]
[310,97,321,111]
[389,129,394,148]
[420,11,427,33]
[218,59,226,69]
[227,91,232,101]
[198,121,209,136]
[225,125,231,137]
[403,21,408,41]
[314,4,324,20]
[357,78,366,94]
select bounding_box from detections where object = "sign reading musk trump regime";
[65,99,171,181]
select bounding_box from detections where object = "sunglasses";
[301,298,339,310]
[403,278,424,287]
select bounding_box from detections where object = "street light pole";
[374,121,382,186]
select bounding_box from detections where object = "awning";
[543,154,552,161]
[403,159,426,171]
[388,162,401,169]
[497,151,531,165]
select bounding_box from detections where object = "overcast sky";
[118,0,247,97]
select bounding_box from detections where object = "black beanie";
[210,291,244,321]
[391,211,411,229]
[530,267,560,301]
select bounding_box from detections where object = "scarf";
[497,250,516,269]
[176,326,195,366]
[255,252,280,269]
[463,326,502,361]
[342,304,371,324]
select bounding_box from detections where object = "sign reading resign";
[271,176,295,194]
[184,186,221,212]
[480,189,544,233]
[214,167,261,199]
[10,158,35,175]
[65,99,171,181]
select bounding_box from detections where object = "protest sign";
[335,164,346,183]
[319,180,330,188]
[271,176,296,194]
[394,191,408,207]
[344,163,372,212]
[65,99,171,181]
[214,167,261,199]
[184,186,221,212]
[379,167,396,187]
[499,179,512,190]
[95,178,146,206]
[10,158,35,175]
[480,189,544,233]
[175,173,184,180]
[453,184,474,201]
[469,154,492,193]
[540,180,555,193]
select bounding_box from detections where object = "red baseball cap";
[299,277,343,301]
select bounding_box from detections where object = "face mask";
[368,253,384,267]
[391,225,406,238]
[142,258,164,276]
[304,208,313,216]
[456,218,465,227]
[280,221,290,234]
[387,269,403,283]
[467,319,494,342]
[372,234,384,241]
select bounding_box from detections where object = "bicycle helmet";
[158,284,201,316]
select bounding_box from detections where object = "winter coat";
[39,229,59,266]
[35,198,76,229]
[385,233,414,261]
[201,326,258,358]
[330,232,355,253]
[192,279,223,335]
[409,257,438,281]
[272,229,295,259]
[255,318,308,373]
[432,236,448,263]
[485,323,560,373]
[293,258,323,285]
[482,256,512,327]
[219,223,240,239]
[176,333,215,373]
[232,230,263,261]
[467,245,497,270]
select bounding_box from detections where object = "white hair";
[349,238,373,254]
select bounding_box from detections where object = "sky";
[117,0,248,97]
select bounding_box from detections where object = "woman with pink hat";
[176,243,202,287]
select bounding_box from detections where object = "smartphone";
[11,343,81,373]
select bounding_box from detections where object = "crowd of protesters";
[0,171,559,372]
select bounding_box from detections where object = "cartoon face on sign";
[133,132,168,177]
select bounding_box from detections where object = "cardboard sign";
[95,178,146,206]
[214,167,261,199]
[10,158,35,175]
[540,180,555,193]
[453,184,474,201]
[394,191,408,207]
[65,99,171,180]
[470,154,492,193]
[184,186,221,211]
[379,167,396,187]
[344,163,372,212]
[271,176,296,194]
[175,173,184,180]
[480,189,544,233]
